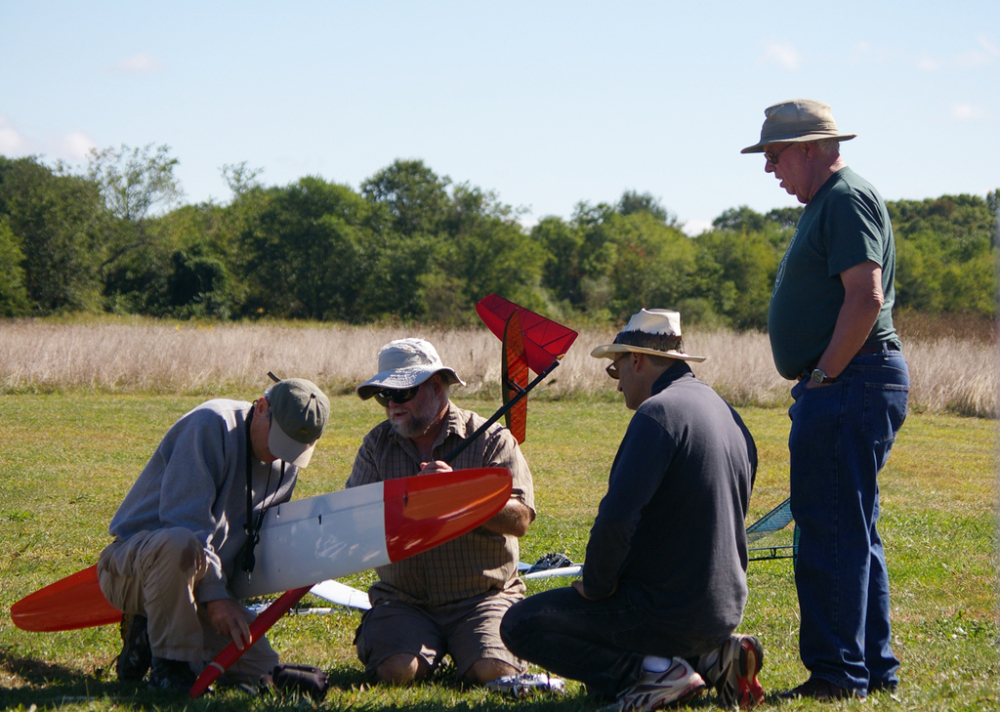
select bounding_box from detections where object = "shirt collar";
[650,360,694,397]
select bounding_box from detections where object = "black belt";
[855,341,901,356]
[798,341,901,382]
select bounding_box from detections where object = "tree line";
[1,146,997,328]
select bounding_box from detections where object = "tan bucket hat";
[591,309,705,362]
[741,99,856,153]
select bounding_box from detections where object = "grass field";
[1,391,996,711]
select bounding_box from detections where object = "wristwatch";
[810,368,836,385]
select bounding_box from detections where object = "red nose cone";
[383,468,512,562]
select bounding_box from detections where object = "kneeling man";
[501,309,764,710]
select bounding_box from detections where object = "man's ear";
[255,397,270,415]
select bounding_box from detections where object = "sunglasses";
[764,143,794,165]
[373,386,420,407]
[606,355,626,380]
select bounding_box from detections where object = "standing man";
[742,99,910,701]
[347,338,535,686]
[99,377,330,691]
[501,309,763,711]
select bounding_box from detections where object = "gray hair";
[814,138,841,156]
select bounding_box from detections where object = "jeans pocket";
[861,383,909,443]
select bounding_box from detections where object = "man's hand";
[206,598,252,650]
[419,460,453,474]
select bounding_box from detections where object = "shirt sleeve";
[156,414,232,601]
[481,425,535,514]
[582,412,674,599]
[823,188,888,277]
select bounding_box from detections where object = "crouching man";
[501,309,764,710]
[98,378,330,691]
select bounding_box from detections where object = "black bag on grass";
[260,663,330,701]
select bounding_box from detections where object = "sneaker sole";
[736,636,764,709]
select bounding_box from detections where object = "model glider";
[13,469,510,632]
[308,579,371,610]
[475,294,577,374]
[513,499,799,584]
[746,497,798,562]
[444,297,578,462]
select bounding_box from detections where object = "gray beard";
[390,413,431,440]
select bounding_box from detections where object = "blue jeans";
[788,345,909,693]
[499,585,725,698]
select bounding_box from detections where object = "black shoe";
[779,677,865,701]
[148,657,197,692]
[116,613,151,681]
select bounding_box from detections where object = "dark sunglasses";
[373,386,420,407]
[606,354,626,380]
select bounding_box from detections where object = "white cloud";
[916,34,998,71]
[978,34,999,56]
[848,41,871,64]
[58,132,98,160]
[682,218,713,237]
[0,114,28,155]
[0,115,98,162]
[113,52,164,73]
[760,41,802,70]
[952,104,986,120]
[953,49,993,69]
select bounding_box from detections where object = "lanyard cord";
[240,406,286,575]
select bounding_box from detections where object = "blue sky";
[2,1,997,234]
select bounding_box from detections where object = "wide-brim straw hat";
[591,309,706,362]
[741,98,856,153]
[356,338,465,400]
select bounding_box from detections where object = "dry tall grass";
[1,318,996,417]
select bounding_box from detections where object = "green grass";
[1,394,997,711]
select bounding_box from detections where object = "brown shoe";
[779,677,865,701]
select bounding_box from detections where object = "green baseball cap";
[267,378,330,468]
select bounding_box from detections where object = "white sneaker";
[613,657,706,711]
[485,672,567,697]
[696,634,764,709]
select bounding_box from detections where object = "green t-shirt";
[768,167,899,380]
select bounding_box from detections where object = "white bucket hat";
[591,309,705,362]
[741,98,856,154]
[356,338,466,400]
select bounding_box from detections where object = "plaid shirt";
[346,402,534,607]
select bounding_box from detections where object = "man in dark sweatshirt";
[501,309,763,711]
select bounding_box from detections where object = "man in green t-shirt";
[742,99,910,702]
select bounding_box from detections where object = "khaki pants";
[98,528,279,683]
